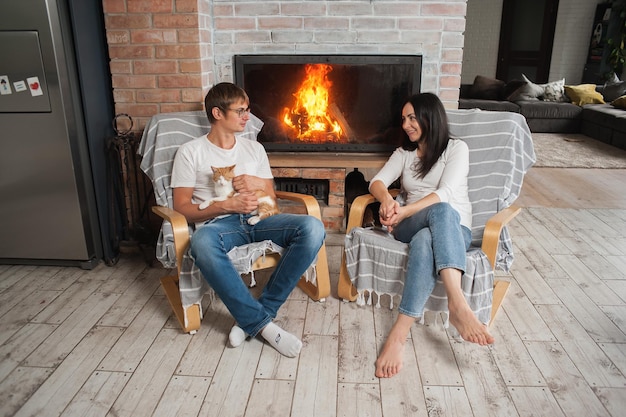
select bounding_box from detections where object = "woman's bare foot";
[375,314,414,378]
[440,268,495,346]
[448,303,494,345]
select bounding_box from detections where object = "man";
[171,82,325,357]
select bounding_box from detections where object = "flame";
[282,64,344,142]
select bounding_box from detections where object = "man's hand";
[232,174,264,194]
[227,192,259,214]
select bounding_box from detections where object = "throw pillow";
[508,74,544,101]
[611,95,626,109]
[602,76,626,102]
[564,84,605,106]
[540,78,566,102]
[607,72,620,84]
[503,80,528,101]
[469,75,505,100]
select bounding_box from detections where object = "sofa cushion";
[583,103,626,132]
[503,80,527,100]
[603,82,626,101]
[602,76,626,102]
[611,95,626,109]
[581,102,626,145]
[508,75,544,101]
[518,101,582,119]
[458,98,520,112]
[565,84,605,106]
[468,75,505,100]
[540,78,566,102]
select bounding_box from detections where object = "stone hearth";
[269,153,387,230]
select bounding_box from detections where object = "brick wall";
[102,0,467,131]
[103,0,210,128]
[272,167,346,230]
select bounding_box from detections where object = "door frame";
[496,0,560,82]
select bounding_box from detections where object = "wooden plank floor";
[1,166,625,417]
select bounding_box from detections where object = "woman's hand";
[379,197,401,232]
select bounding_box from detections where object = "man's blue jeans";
[391,202,472,318]
[190,213,325,337]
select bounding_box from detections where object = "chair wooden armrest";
[480,204,520,324]
[152,206,190,276]
[481,205,521,269]
[338,190,399,301]
[275,190,322,218]
[151,206,200,333]
[275,190,331,301]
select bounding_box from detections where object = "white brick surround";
[204,0,467,108]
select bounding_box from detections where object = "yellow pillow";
[564,84,605,106]
[611,95,626,109]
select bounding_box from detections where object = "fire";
[282,64,345,142]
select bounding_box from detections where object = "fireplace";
[234,54,422,153]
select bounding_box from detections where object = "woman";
[370,93,494,378]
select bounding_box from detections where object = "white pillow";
[508,74,545,101]
[540,78,566,102]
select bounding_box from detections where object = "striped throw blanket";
[344,109,536,324]
[138,111,311,317]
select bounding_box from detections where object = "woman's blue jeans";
[190,213,325,337]
[391,202,472,318]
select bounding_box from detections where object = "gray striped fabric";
[138,111,301,320]
[344,109,536,324]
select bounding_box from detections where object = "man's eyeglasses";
[226,107,250,118]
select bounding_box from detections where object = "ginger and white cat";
[198,164,279,225]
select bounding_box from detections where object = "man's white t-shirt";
[171,134,273,224]
[369,139,472,229]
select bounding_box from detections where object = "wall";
[550,0,605,83]
[461,0,502,83]
[102,0,468,131]
[462,0,602,85]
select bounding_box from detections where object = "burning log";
[281,63,354,144]
[328,102,356,142]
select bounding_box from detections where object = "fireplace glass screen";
[234,54,422,152]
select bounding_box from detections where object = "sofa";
[459,84,583,133]
[581,102,626,150]
[459,75,626,149]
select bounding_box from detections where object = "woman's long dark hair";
[401,93,450,179]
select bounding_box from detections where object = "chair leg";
[297,242,331,301]
[160,275,201,334]
[338,253,358,302]
[489,279,511,326]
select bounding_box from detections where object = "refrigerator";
[0,0,117,268]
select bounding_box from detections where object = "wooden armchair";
[337,109,536,326]
[154,191,330,334]
[338,191,519,325]
[139,111,330,334]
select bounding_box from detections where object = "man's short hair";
[204,82,249,124]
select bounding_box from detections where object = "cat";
[198,164,279,225]
[199,165,237,206]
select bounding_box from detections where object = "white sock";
[260,322,302,358]
[229,325,246,348]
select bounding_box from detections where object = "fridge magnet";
[0,76,12,95]
[14,80,27,92]
[27,76,44,97]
